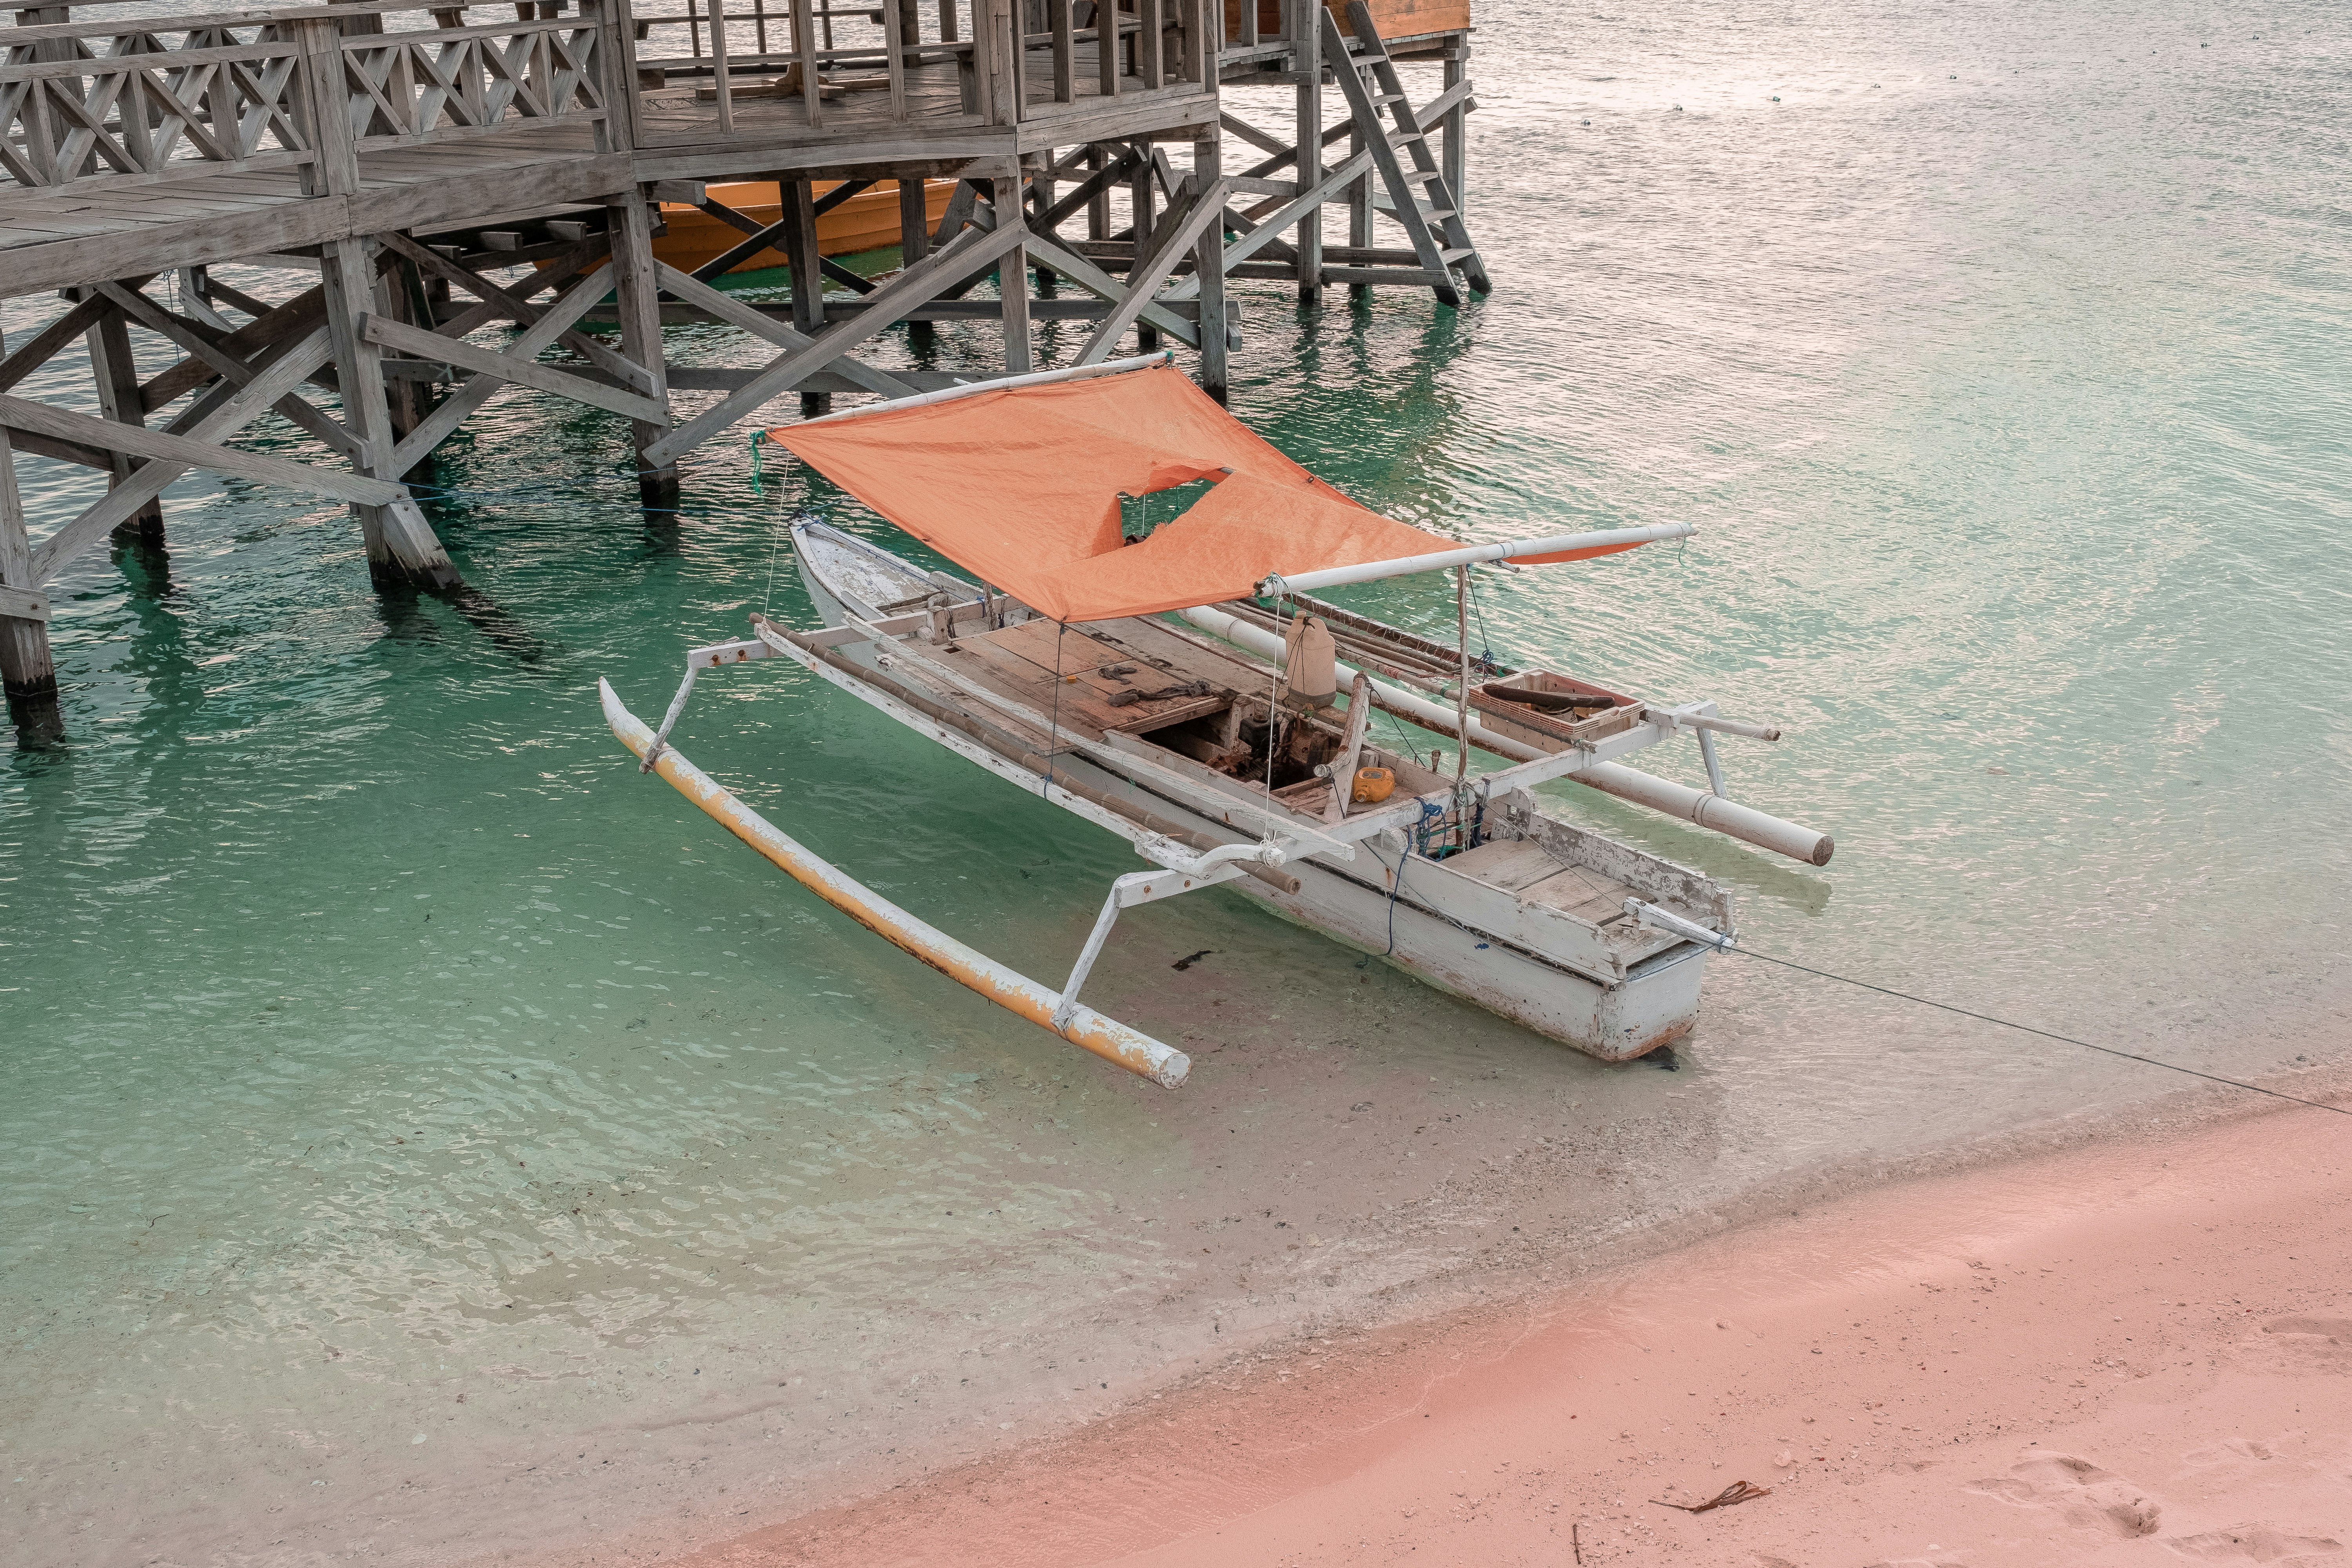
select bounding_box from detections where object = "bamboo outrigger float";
[602,354,1831,1086]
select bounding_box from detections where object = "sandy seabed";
[622,1093,2352,1568]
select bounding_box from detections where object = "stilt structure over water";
[0,0,1486,737]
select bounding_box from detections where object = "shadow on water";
[114,560,207,746]
[370,577,560,666]
[439,582,559,665]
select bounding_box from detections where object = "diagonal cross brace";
[1074,178,1230,365]
[95,279,359,458]
[22,329,341,585]
[691,187,880,296]
[0,392,397,507]
[388,260,624,475]
[642,221,1029,467]
[379,230,650,394]
[649,261,915,399]
[359,312,667,423]
[965,199,1198,348]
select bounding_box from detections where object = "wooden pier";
[0,0,1488,737]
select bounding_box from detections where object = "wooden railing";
[0,2,614,192]
[339,13,608,150]
[627,0,1217,138]
[0,12,318,185]
[0,0,1370,201]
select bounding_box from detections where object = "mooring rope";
[1726,945,2350,1118]
[1462,564,1502,673]
[760,508,796,618]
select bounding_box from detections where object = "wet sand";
[653,1091,2352,1567]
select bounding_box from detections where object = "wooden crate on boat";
[1470,671,1643,746]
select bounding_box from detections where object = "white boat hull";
[786,522,1717,1062]
[1240,846,1707,1060]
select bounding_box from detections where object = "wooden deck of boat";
[1441,838,1642,927]
[931,615,1255,744]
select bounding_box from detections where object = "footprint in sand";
[2250,1316,2352,1373]
[2184,1436,2283,1467]
[2161,1524,2344,1564]
[2182,1432,2326,1483]
[1968,1453,2161,1537]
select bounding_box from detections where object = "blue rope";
[1409,795,1445,858]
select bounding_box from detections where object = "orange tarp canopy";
[766,362,1463,623]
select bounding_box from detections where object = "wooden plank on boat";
[966,617,1126,675]
[1382,847,1637,982]
[1076,615,1273,691]
[1521,864,1640,927]
[937,633,1220,742]
[1271,777,1333,815]
[1492,789,1734,927]
[1440,837,1562,893]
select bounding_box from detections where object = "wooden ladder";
[1321,0,1491,308]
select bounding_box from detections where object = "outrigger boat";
[601,354,1831,1088]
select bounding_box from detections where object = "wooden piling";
[1192,131,1229,399]
[320,236,460,590]
[780,178,833,417]
[995,174,1034,374]
[0,423,58,734]
[1129,146,1160,350]
[81,292,167,548]
[1293,0,1323,307]
[605,191,680,507]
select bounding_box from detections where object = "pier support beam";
[995,175,1032,374]
[1294,0,1323,308]
[1129,149,1159,350]
[1192,131,1229,401]
[780,179,832,417]
[1440,40,1468,212]
[378,254,435,479]
[0,426,60,740]
[1347,118,1372,299]
[897,175,936,347]
[319,236,460,590]
[82,294,167,549]
[605,191,679,508]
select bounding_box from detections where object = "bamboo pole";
[602,678,1191,1087]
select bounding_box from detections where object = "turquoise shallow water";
[4,0,2349,1560]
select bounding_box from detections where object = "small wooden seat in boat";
[1443,837,1640,929]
